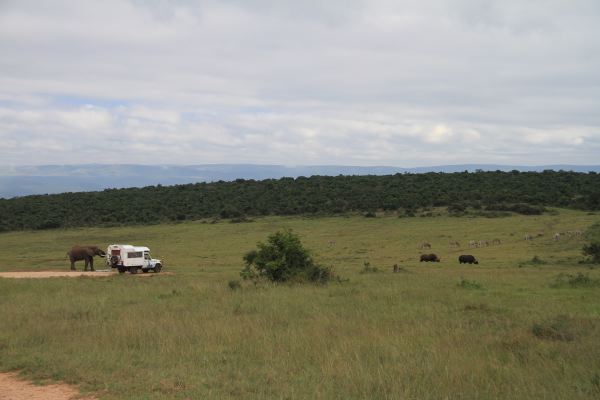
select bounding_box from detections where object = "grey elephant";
[66,245,106,271]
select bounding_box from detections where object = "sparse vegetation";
[532,315,577,341]
[360,260,380,273]
[551,273,600,288]
[519,255,548,268]
[457,277,483,289]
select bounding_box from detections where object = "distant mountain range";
[1,164,599,199]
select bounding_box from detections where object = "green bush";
[583,242,600,263]
[241,230,334,284]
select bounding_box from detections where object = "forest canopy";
[1,170,599,232]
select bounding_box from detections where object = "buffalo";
[458,255,478,264]
[420,253,440,262]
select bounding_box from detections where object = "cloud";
[0,0,599,166]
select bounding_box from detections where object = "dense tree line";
[0,170,599,232]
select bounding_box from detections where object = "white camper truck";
[106,244,163,274]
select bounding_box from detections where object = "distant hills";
[1,164,599,199]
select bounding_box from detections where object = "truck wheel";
[130,267,138,274]
[118,266,126,274]
[154,264,162,273]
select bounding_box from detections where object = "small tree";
[583,242,600,263]
[241,230,333,283]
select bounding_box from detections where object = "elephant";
[66,245,106,271]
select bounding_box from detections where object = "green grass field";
[1,209,600,399]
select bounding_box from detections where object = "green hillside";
[1,170,600,232]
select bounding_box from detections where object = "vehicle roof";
[108,244,150,252]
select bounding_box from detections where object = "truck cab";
[106,244,163,274]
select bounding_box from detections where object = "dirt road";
[0,270,172,279]
[0,372,95,400]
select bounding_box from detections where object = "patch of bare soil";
[0,372,95,400]
[0,271,173,279]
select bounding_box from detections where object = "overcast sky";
[1,0,599,167]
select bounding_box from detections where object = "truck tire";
[130,267,138,274]
[118,266,126,274]
[154,264,162,273]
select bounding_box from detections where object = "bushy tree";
[582,242,600,263]
[241,230,333,283]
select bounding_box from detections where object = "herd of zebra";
[419,229,584,250]
[419,239,501,250]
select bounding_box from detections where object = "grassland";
[1,209,600,399]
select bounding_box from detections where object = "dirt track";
[0,270,172,279]
[0,372,95,400]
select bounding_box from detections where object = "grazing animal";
[327,240,337,247]
[468,240,478,248]
[66,245,106,271]
[449,240,460,248]
[524,234,533,241]
[492,238,501,245]
[420,253,440,262]
[419,242,432,250]
[478,240,489,247]
[458,255,479,264]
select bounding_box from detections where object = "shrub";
[228,280,241,290]
[583,242,600,263]
[241,230,334,284]
[364,211,377,218]
[529,255,546,265]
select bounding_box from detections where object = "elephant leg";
[70,260,76,271]
[90,257,95,271]
[84,258,89,271]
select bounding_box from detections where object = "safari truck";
[106,244,163,274]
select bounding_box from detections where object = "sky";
[1,0,599,167]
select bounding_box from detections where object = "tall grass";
[0,209,599,398]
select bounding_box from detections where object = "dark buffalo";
[458,255,479,264]
[420,253,440,262]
